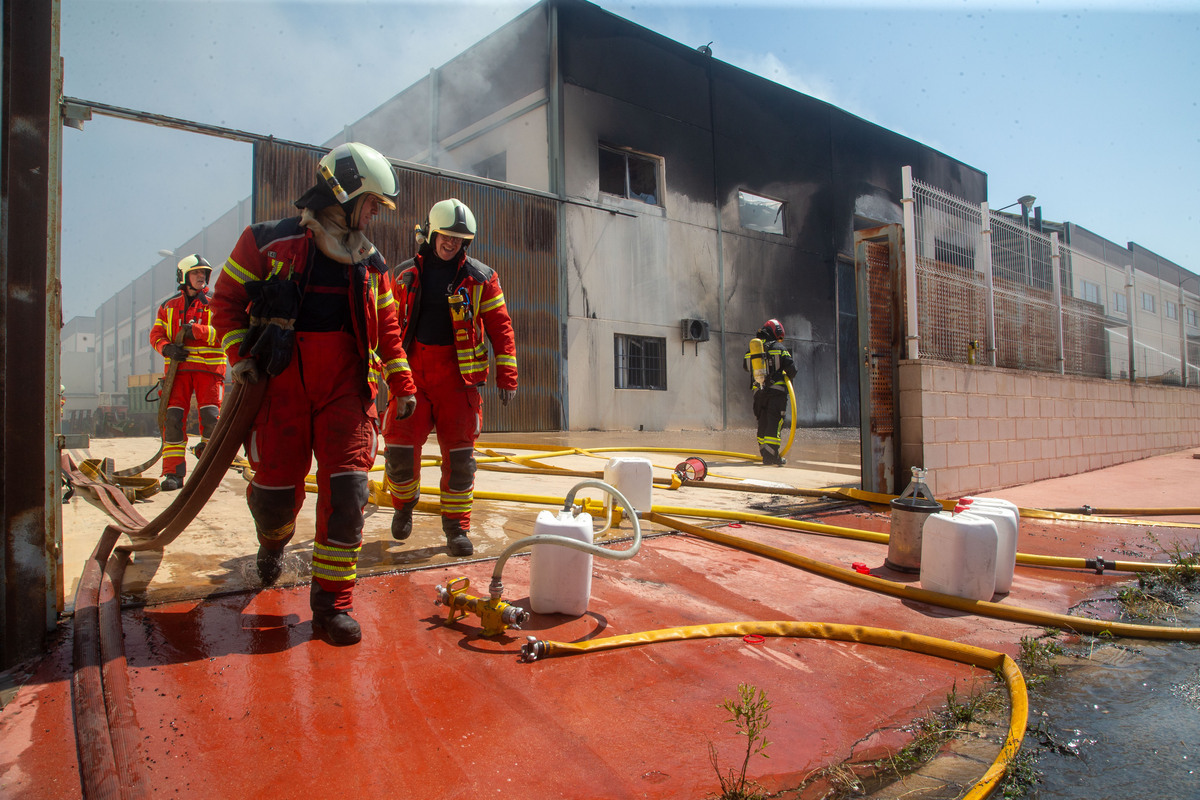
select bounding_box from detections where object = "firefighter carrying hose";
[743,318,797,466]
[210,142,416,646]
[382,198,518,557]
[149,254,225,490]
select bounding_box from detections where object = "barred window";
[614,334,667,390]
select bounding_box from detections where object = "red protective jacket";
[210,217,415,400]
[149,289,225,375]
[391,253,517,389]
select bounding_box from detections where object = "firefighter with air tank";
[743,318,796,465]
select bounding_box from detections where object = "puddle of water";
[1028,605,1200,799]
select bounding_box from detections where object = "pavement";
[2,430,1198,799]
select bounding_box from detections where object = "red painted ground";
[3,448,1198,799]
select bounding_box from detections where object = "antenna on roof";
[697,42,712,57]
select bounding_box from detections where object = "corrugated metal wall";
[252,141,562,431]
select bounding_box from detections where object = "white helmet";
[176,254,212,286]
[318,142,398,210]
[427,198,476,241]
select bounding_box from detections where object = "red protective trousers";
[161,370,223,478]
[382,342,482,530]
[245,332,378,608]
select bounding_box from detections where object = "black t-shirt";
[415,255,459,346]
[296,250,352,333]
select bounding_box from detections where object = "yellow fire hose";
[645,511,1200,641]
[519,620,1026,800]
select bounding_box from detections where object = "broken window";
[599,145,660,205]
[737,190,785,235]
[614,334,667,390]
[471,152,506,182]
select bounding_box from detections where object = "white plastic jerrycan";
[920,510,998,601]
[959,497,1020,595]
[603,457,653,518]
[529,509,594,617]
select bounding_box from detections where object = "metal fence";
[904,168,1200,385]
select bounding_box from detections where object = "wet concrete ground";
[3,430,1198,799]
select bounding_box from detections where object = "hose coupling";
[1080,504,1095,515]
[1084,556,1115,574]
[520,636,546,662]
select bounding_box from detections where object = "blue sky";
[59,0,1200,321]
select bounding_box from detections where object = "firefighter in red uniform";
[383,198,518,557]
[210,142,416,646]
[149,254,225,490]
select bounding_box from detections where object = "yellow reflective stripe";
[383,476,420,503]
[221,257,256,286]
[383,356,410,376]
[163,442,187,457]
[440,489,473,514]
[311,541,361,582]
[377,287,394,308]
[479,293,504,314]
[494,354,516,368]
[222,329,248,352]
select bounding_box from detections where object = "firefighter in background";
[382,198,518,557]
[149,254,225,490]
[210,142,416,646]
[743,318,797,466]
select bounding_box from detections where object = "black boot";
[256,545,284,585]
[311,584,362,645]
[391,504,414,541]
[443,519,474,557]
[161,474,184,491]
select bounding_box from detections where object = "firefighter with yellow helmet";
[210,142,417,646]
[743,318,796,465]
[149,254,225,490]
[382,198,518,558]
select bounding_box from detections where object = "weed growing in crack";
[707,683,772,800]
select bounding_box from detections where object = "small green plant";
[708,683,772,800]
[1017,632,1063,687]
[997,743,1040,799]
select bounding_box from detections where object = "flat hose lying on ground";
[521,621,1027,800]
[72,379,266,799]
[645,511,1200,642]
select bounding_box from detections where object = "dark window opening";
[471,152,507,182]
[599,145,660,205]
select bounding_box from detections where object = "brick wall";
[898,360,1200,498]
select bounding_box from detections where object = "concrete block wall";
[898,360,1200,499]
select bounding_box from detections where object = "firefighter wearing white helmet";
[742,318,796,465]
[150,254,226,489]
[383,198,518,558]
[210,141,416,646]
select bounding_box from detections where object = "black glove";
[182,323,197,341]
[162,344,189,361]
[394,394,416,421]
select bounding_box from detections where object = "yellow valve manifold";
[435,577,529,638]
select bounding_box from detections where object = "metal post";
[979,202,997,366]
[1050,233,1065,374]
[1125,266,1137,382]
[1179,283,1189,387]
[900,166,919,360]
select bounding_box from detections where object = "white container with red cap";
[919,508,998,601]
[959,496,1020,594]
